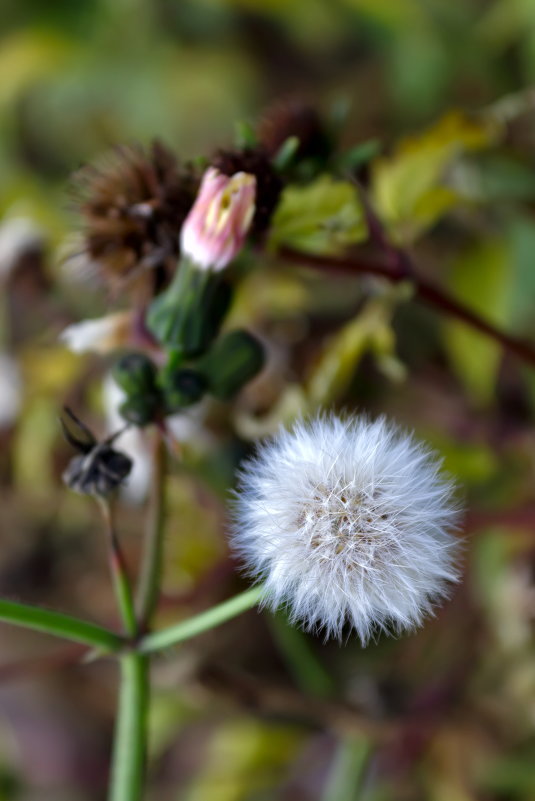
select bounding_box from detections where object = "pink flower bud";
[180,168,256,271]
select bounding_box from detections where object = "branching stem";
[279,247,535,369]
[98,499,137,639]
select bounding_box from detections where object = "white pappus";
[232,413,462,644]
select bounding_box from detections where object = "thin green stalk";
[138,585,264,654]
[98,499,137,638]
[322,735,372,801]
[269,611,334,698]
[0,599,123,651]
[109,652,148,801]
[100,501,148,801]
[136,428,167,631]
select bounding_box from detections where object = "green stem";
[111,550,137,639]
[99,499,137,638]
[269,611,334,698]
[109,653,149,801]
[0,599,123,651]
[321,735,372,801]
[98,502,148,800]
[138,585,264,654]
[136,428,167,631]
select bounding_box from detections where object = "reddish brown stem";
[279,248,535,369]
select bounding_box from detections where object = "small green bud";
[161,367,207,412]
[197,330,265,400]
[112,353,158,397]
[119,395,160,427]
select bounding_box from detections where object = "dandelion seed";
[232,414,461,643]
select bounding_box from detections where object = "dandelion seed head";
[232,414,461,644]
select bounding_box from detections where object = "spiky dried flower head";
[70,141,198,294]
[232,414,461,643]
[180,167,256,271]
[211,147,283,234]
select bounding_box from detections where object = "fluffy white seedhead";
[232,414,461,644]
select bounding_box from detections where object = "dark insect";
[60,407,132,497]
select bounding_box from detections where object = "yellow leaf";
[371,111,500,243]
[0,30,72,106]
[307,286,407,407]
[22,347,82,396]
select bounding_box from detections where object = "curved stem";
[279,247,535,369]
[0,599,123,651]
[136,428,167,631]
[138,585,264,654]
[98,499,137,638]
[109,653,148,801]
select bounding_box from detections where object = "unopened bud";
[181,168,256,271]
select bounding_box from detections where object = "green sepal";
[160,367,207,412]
[146,258,232,356]
[119,394,160,426]
[197,329,265,400]
[112,353,158,397]
[272,136,300,173]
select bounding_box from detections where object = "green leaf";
[443,240,511,404]
[371,111,499,243]
[0,599,123,651]
[307,287,407,408]
[268,174,367,256]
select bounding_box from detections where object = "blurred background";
[1,0,535,799]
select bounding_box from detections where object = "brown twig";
[278,247,535,369]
